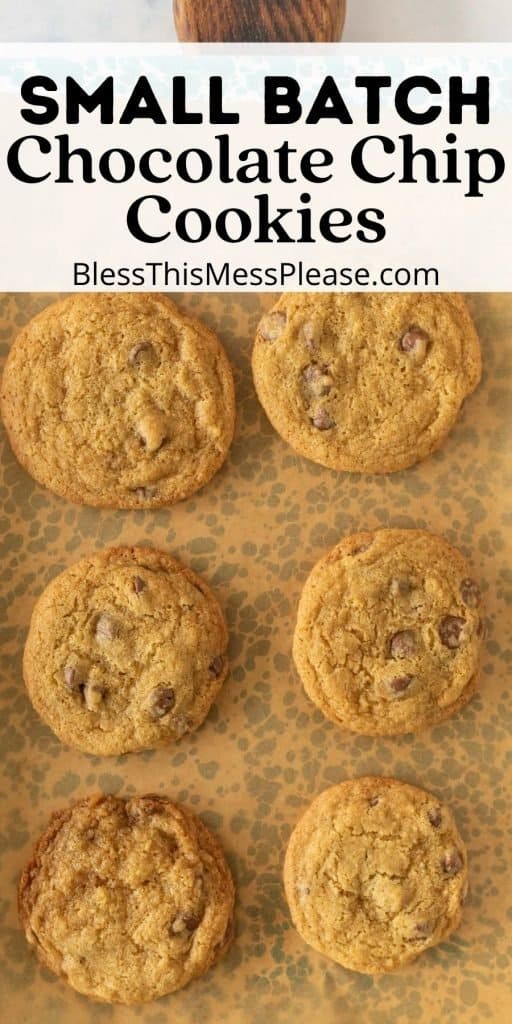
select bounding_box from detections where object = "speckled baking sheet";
[1,292,511,1024]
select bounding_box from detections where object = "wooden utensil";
[173,0,346,42]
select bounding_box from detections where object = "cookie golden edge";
[292,529,483,736]
[251,293,482,474]
[23,545,229,755]
[0,293,236,509]
[283,776,468,975]
[18,793,236,1005]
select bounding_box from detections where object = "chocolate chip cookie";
[18,794,235,1003]
[293,529,484,735]
[23,546,229,755]
[252,294,481,473]
[283,777,468,974]
[1,293,235,507]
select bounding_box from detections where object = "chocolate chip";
[399,327,430,361]
[442,850,463,876]
[182,914,202,932]
[302,362,333,397]
[302,363,321,383]
[209,655,225,678]
[133,576,146,594]
[460,578,480,608]
[299,321,319,350]
[311,408,335,431]
[258,311,286,342]
[128,342,156,367]
[428,807,442,828]
[95,615,118,641]
[388,675,413,696]
[369,796,380,807]
[64,664,84,694]
[150,687,176,718]
[169,916,187,936]
[438,615,465,649]
[389,630,417,659]
[170,912,202,935]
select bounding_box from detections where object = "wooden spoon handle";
[173,0,346,42]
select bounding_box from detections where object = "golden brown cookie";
[252,293,481,473]
[1,293,235,507]
[23,546,229,755]
[283,777,468,975]
[18,794,235,1004]
[293,529,484,735]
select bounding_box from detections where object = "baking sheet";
[0,292,511,1024]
